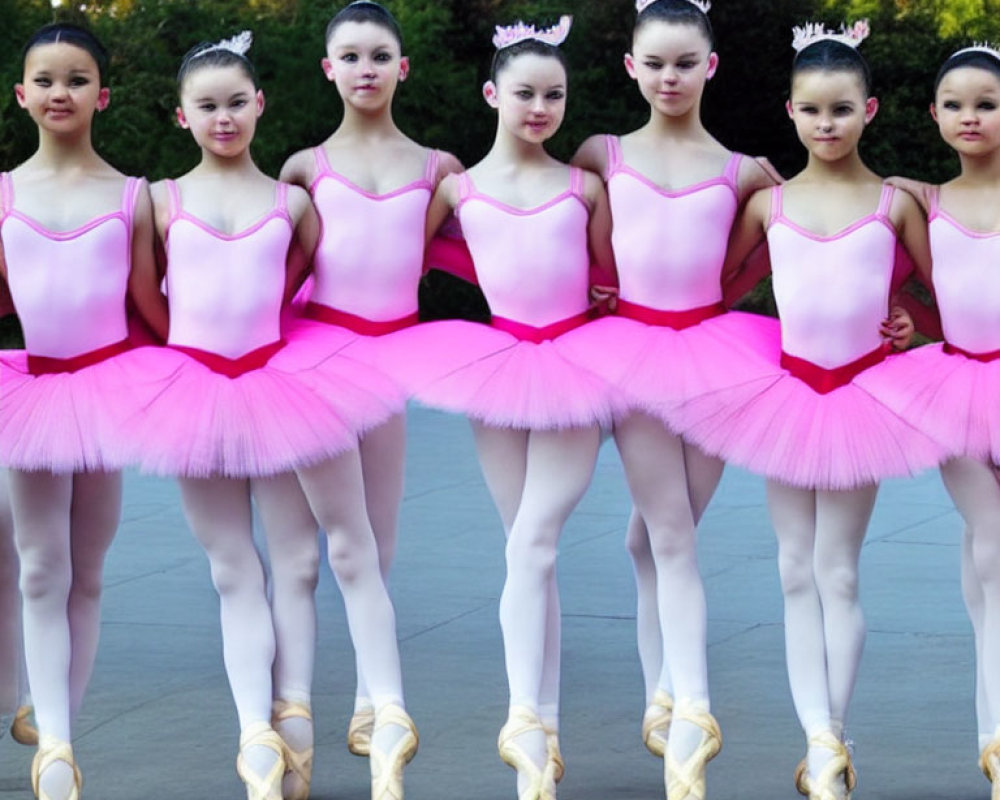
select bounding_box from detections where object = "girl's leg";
[178,477,280,785]
[615,414,718,772]
[498,426,600,794]
[0,471,21,722]
[251,472,320,796]
[941,457,1000,747]
[353,413,407,715]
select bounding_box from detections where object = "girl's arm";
[570,135,609,179]
[885,176,933,216]
[721,188,770,292]
[425,174,460,244]
[128,181,169,341]
[581,170,617,294]
[279,149,315,191]
[435,151,464,185]
[285,185,320,304]
[891,187,933,288]
[738,157,780,205]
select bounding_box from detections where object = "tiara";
[636,0,711,14]
[197,30,254,59]
[791,20,869,53]
[950,42,1000,62]
[492,15,573,50]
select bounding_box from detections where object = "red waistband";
[304,301,419,336]
[491,311,591,343]
[28,338,131,375]
[171,340,284,378]
[943,342,1000,363]
[616,299,726,330]
[781,344,889,395]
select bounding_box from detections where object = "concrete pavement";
[0,406,983,799]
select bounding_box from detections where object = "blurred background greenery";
[1,0,997,343]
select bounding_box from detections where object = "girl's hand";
[590,284,618,315]
[886,176,933,215]
[881,305,915,350]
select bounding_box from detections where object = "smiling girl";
[669,21,944,800]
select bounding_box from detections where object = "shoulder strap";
[926,185,940,217]
[275,182,290,215]
[0,173,11,221]
[724,152,744,188]
[876,183,895,218]
[604,135,623,178]
[312,145,332,177]
[768,185,783,226]
[121,176,143,251]
[424,149,441,184]
[456,172,474,203]
[569,167,585,196]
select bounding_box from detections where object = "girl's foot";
[498,706,557,800]
[12,705,39,746]
[370,704,418,800]
[663,699,721,800]
[272,699,314,800]
[642,689,674,758]
[31,735,82,800]
[348,698,376,757]
[236,722,285,800]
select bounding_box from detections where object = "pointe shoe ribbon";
[642,689,674,758]
[370,704,419,800]
[804,730,852,800]
[980,735,1000,800]
[499,706,557,800]
[31,735,82,800]
[348,703,376,757]
[272,700,314,800]
[544,726,565,784]
[664,700,721,800]
[236,722,286,800]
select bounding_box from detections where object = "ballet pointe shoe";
[642,689,674,758]
[272,700,314,800]
[663,700,721,800]
[803,730,852,800]
[979,735,1000,799]
[498,706,557,800]
[31,735,82,800]
[370,704,419,800]
[796,734,857,797]
[348,701,376,757]
[235,722,285,800]
[544,726,565,784]
[12,705,39,746]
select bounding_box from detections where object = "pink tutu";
[671,347,946,490]
[375,319,624,429]
[0,347,142,473]
[853,343,1000,463]
[124,337,405,479]
[555,309,782,424]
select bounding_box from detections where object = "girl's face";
[625,21,717,118]
[787,70,877,163]
[484,53,567,145]
[932,66,1000,158]
[176,64,263,158]
[15,42,109,134]
[322,21,408,111]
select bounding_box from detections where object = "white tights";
[940,457,1000,749]
[10,470,122,742]
[296,450,404,712]
[353,413,407,707]
[615,413,723,759]
[473,422,599,792]
[767,479,875,777]
[0,471,23,719]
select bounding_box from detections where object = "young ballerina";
[0,23,155,800]
[407,16,617,800]
[869,45,1000,798]
[567,2,778,795]
[279,0,461,759]
[667,21,945,800]
[129,32,417,800]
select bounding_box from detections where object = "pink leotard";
[0,173,139,360]
[163,180,289,359]
[308,148,438,323]
[928,189,1000,356]
[455,169,590,329]
[768,184,896,370]
[605,136,741,312]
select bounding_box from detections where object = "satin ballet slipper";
[642,689,674,758]
[542,725,564,784]
[348,701,376,757]
[980,734,1000,800]
[235,722,285,800]
[663,700,721,800]
[370,704,419,800]
[12,705,40,746]
[498,706,557,800]
[272,699,314,800]
[31,735,82,800]
[796,734,857,797]
[803,730,852,800]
